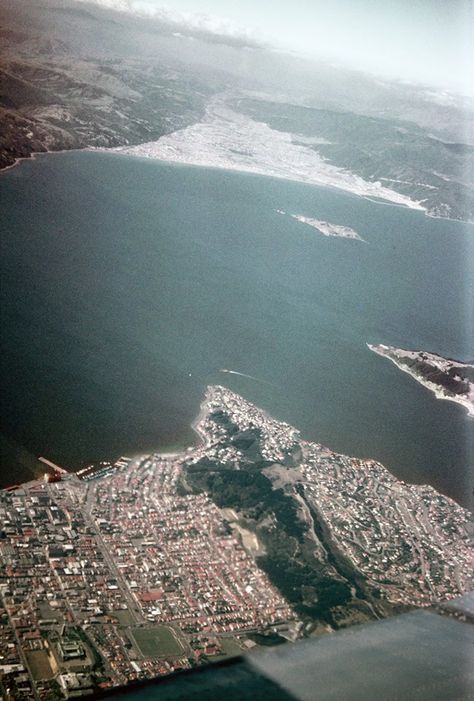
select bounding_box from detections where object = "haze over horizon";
[77,0,474,97]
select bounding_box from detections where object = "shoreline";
[190,389,213,448]
[0,147,85,176]
[0,394,212,494]
[106,150,474,225]
[107,146,427,216]
[368,344,474,419]
[1,383,470,512]
[2,145,472,226]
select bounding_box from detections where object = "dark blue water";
[1,151,473,507]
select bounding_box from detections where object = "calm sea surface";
[1,152,473,507]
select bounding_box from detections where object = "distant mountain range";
[1,0,473,221]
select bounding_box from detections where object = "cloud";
[76,0,262,47]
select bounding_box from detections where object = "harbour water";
[1,151,473,507]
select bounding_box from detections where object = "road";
[83,483,147,626]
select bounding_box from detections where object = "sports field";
[131,626,184,657]
[26,650,54,680]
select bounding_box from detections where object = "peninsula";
[0,386,471,700]
[368,344,474,417]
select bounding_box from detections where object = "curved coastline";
[4,146,473,227]
[109,101,427,215]
[0,147,86,175]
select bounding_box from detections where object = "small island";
[368,343,474,417]
[277,210,366,242]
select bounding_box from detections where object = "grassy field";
[217,638,244,658]
[112,609,135,626]
[131,626,184,658]
[26,650,54,680]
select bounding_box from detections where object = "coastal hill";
[180,386,472,622]
[0,386,471,697]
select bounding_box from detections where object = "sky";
[90,0,474,96]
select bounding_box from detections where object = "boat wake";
[219,369,274,386]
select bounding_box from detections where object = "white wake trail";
[219,369,274,386]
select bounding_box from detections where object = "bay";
[0,151,472,507]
